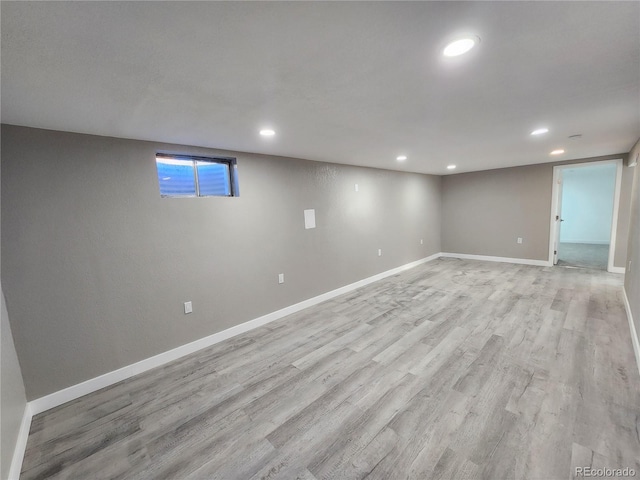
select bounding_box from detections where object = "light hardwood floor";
[21,258,640,479]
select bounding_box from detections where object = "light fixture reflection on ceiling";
[443,37,478,57]
[550,149,565,155]
[530,128,549,136]
[396,155,407,161]
[447,165,456,170]
[259,129,275,137]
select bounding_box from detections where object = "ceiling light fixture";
[447,165,457,170]
[396,155,407,161]
[550,149,565,155]
[530,128,549,136]
[443,37,478,57]
[259,129,275,137]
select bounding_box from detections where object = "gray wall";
[1,286,27,480]
[441,155,633,267]
[625,138,640,350]
[1,125,441,400]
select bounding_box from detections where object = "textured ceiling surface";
[2,1,639,174]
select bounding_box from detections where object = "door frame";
[552,168,564,265]
[547,158,623,273]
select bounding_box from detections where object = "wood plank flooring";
[21,258,640,479]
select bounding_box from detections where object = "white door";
[553,171,564,265]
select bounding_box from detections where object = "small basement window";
[155,154,239,197]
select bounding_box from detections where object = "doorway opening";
[549,159,622,272]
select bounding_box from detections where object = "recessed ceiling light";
[396,155,407,161]
[447,165,457,170]
[530,128,549,136]
[259,129,275,137]
[550,149,565,155]
[443,37,478,57]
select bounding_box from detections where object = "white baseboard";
[622,287,640,377]
[440,252,552,267]
[8,403,32,480]
[28,252,441,416]
[609,266,626,274]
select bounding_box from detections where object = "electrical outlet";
[184,301,193,314]
[355,184,359,192]
[278,273,285,284]
[420,239,424,245]
[378,249,382,257]
[517,237,523,244]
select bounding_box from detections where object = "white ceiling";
[2,1,639,175]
